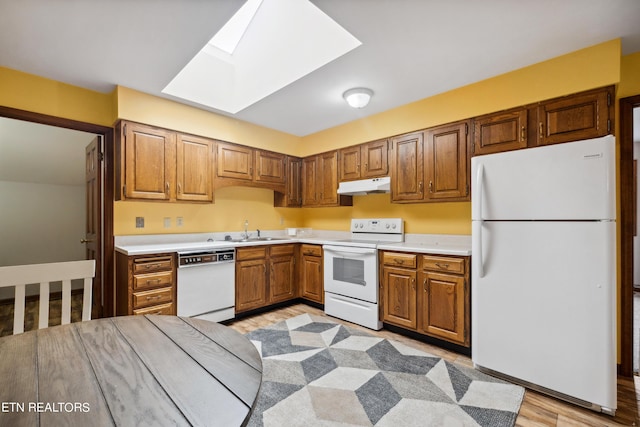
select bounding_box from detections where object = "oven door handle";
[323,245,376,256]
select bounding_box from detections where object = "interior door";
[85,137,102,318]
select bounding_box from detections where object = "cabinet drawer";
[422,256,465,274]
[133,271,173,290]
[270,244,295,257]
[133,256,173,273]
[236,247,267,261]
[300,244,322,257]
[133,303,173,316]
[133,287,173,309]
[382,252,417,268]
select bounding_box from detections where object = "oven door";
[323,245,378,303]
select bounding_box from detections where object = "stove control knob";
[392,224,397,229]
[385,223,390,229]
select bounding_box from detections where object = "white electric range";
[323,218,404,330]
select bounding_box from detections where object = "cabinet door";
[318,151,339,205]
[537,88,611,146]
[473,108,528,155]
[361,139,388,178]
[301,254,323,303]
[217,142,253,180]
[123,123,176,200]
[287,157,302,206]
[381,266,417,329]
[176,134,214,202]
[255,150,286,184]
[235,259,267,312]
[419,271,467,345]
[302,156,319,206]
[424,121,469,201]
[269,255,295,303]
[339,146,361,181]
[390,132,424,202]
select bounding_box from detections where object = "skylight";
[208,0,263,55]
[162,0,361,114]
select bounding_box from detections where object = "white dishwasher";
[177,248,235,322]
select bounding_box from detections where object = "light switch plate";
[135,217,144,228]
[163,217,171,228]
[177,217,184,227]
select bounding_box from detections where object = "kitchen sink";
[229,237,288,243]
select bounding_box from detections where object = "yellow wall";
[114,187,302,235]
[619,51,640,98]
[0,67,115,126]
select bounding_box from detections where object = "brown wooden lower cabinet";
[300,244,323,304]
[236,244,297,313]
[115,252,177,316]
[380,251,470,347]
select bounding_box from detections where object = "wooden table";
[0,315,263,426]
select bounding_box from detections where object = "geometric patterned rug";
[245,314,525,427]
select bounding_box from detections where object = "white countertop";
[114,231,471,256]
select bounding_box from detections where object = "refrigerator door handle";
[476,163,485,278]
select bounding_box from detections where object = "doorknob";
[80,239,94,244]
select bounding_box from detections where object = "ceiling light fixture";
[343,87,373,108]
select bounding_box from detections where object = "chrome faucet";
[241,220,250,240]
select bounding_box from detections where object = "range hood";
[337,177,391,196]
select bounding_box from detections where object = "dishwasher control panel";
[178,249,235,266]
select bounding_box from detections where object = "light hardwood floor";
[228,303,640,427]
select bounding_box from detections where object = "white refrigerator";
[471,135,617,414]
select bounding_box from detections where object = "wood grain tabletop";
[0,315,262,427]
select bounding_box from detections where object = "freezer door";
[471,135,615,221]
[471,220,616,410]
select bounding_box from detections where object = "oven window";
[333,258,365,285]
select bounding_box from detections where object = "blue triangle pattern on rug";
[246,314,525,426]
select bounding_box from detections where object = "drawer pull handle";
[394,258,405,264]
[146,295,162,301]
[146,279,161,285]
[423,278,427,292]
[144,264,162,269]
[435,262,450,269]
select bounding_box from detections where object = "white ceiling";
[1,1,640,137]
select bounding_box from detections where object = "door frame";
[0,106,115,318]
[620,95,640,377]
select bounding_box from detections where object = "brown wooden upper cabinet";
[274,156,302,207]
[390,131,424,202]
[302,151,352,207]
[390,121,469,203]
[216,142,286,192]
[217,142,253,181]
[176,134,214,202]
[473,107,528,155]
[472,86,614,156]
[537,86,612,146]
[339,139,389,181]
[116,121,214,203]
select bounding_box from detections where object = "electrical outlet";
[163,217,171,228]
[135,217,144,228]
[177,217,184,227]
